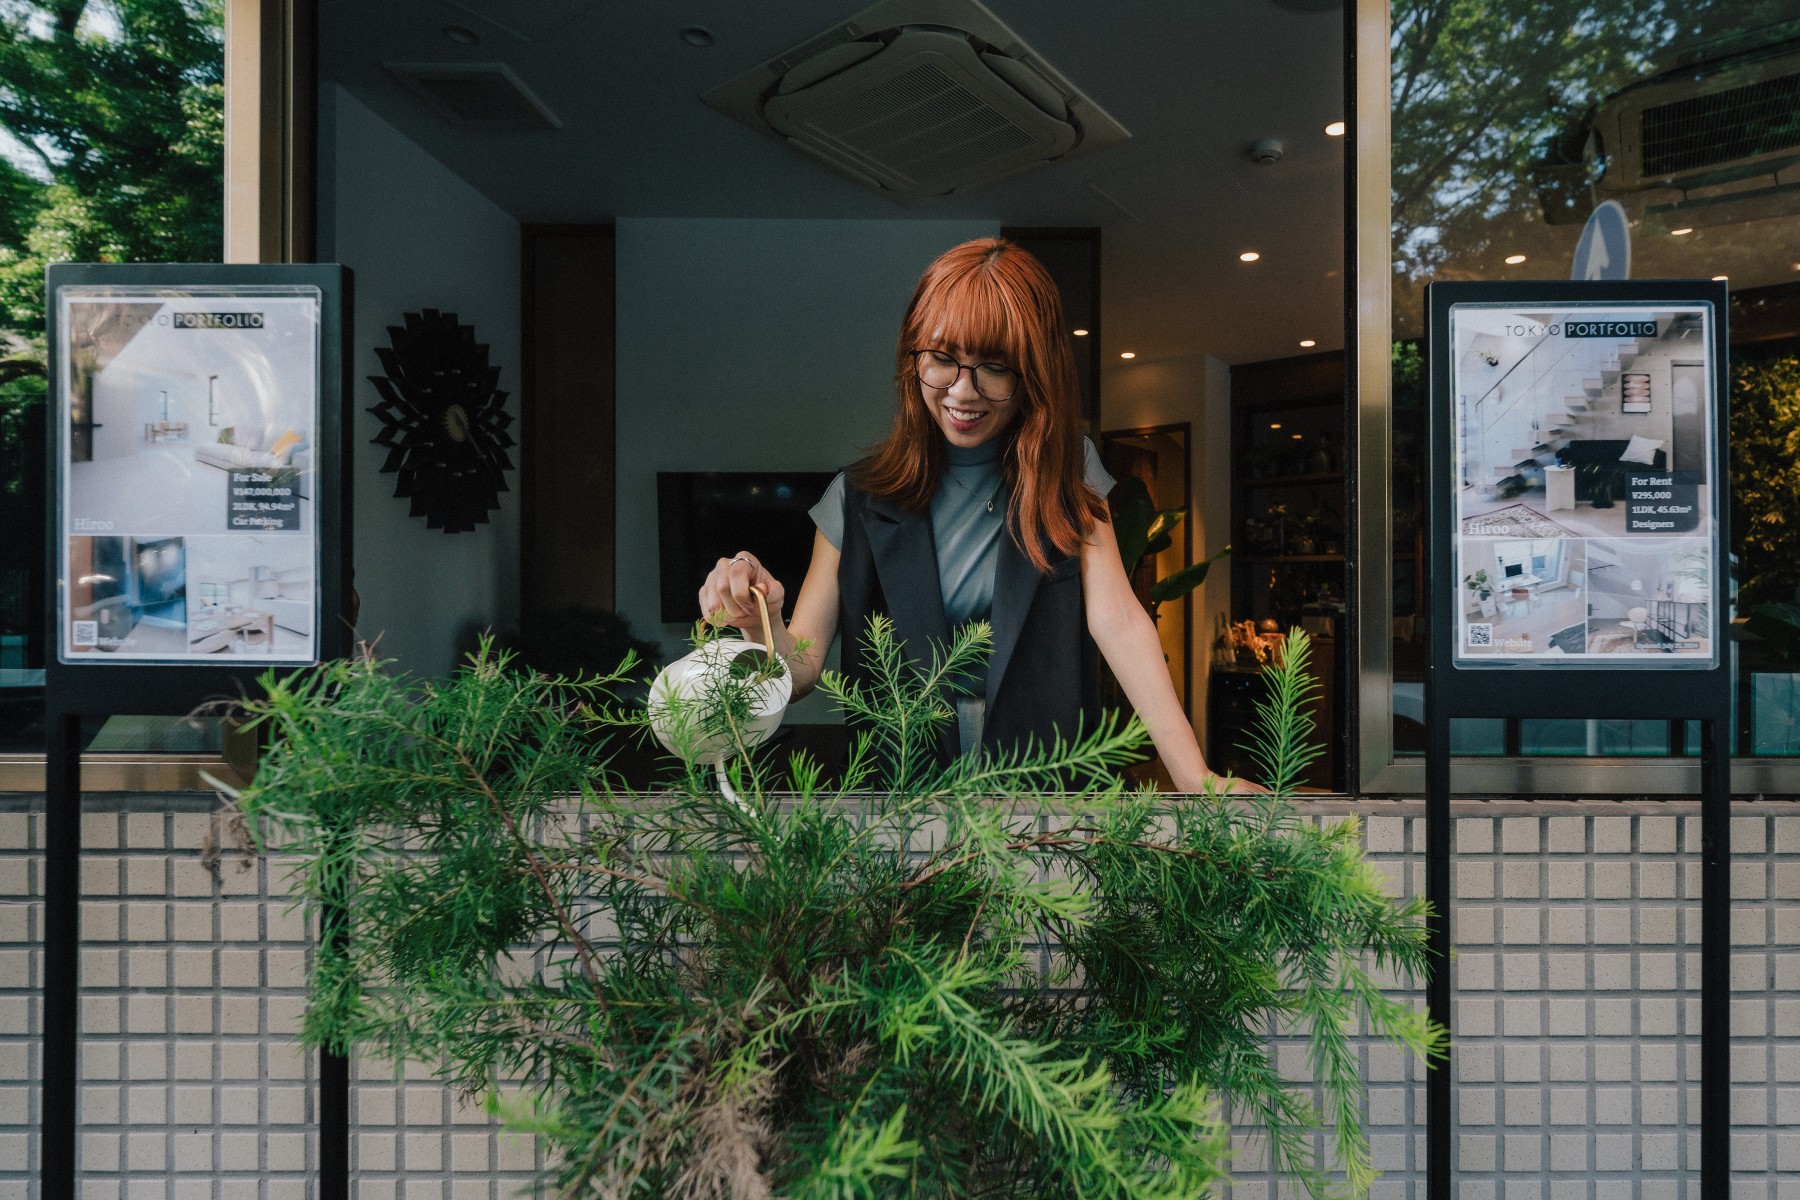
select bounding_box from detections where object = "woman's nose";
[947,367,982,403]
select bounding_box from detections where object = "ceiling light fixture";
[1239,251,1261,263]
[679,26,715,47]
[442,24,480,45]
[1119,351,1136,359]
[1291,433,1303,440]
[1299,339,1316,348]
[1324,120,1346,137]
[1504,254,1527,264]
[1671,227,1695,236]
[1071,328,1089,337]
[1712,274,1728,281]
[1269,423,1282,430]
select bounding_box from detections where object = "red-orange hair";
[851,237,1106,574]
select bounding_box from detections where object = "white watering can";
[647,586,791,808]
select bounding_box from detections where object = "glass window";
[1389,0,1800,759]
[0,1,225,758]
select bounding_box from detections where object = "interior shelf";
[1243,470,1343,488]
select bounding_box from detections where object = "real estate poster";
[1450,302,1718,668]
[56,286,321,664]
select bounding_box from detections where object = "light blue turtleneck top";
[808,437,1116,627]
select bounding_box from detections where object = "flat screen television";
[658,472,835,623]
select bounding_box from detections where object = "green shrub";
[233,621,1441,1199]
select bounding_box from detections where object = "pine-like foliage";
[233,620,1442,1199]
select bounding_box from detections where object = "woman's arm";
[697,531,841,700]
[1081,515,1263,794]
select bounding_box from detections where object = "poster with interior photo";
[57,286,320,663]
[1450,302,1717,667]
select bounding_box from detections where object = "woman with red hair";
[699,237,1253,793]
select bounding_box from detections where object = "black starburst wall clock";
[368,309,515,533]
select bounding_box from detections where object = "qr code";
[1467,623,1493,647]
[71,620,98,647]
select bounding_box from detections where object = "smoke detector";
[701,0,1129,203]
[1246,137,1285,164]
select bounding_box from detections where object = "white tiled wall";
[3,799,1796,1199]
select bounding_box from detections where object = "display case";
[1222,352,1352,790]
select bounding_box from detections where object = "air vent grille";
[384,62,562,131]
[702,0,1128,202]
[1640,71,1800,176]
[803,62,1037,187]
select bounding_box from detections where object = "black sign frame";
[38,263,354,1200]
[1423,279,1731,1200]
[43,263,354,712]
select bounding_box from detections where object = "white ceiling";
[321,0,1348,366]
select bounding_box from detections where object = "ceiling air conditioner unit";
[1590,36,1800,230]
[701,0,1129,203]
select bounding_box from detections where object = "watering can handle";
[749,585,775,655]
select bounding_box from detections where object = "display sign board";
[1422,278,1733,1200]
[55,284,321,663]
[45,263,350,710]
[1445,296,1722,669]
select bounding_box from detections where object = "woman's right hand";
[698,551,787,634]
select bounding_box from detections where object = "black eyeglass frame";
[911,348,1022,402]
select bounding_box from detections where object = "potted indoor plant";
[1108,475,1231,619]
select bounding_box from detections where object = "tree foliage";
[1391,0,1800,288]
[1730,344,1800,612]
[0,0,223,362]
[233,620,1442,1199]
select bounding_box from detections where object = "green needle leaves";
[233,624,1440,1199]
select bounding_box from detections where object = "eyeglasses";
[912,348,1021,402]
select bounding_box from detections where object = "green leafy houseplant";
[232,621,1441,1199]
[1108,475,1230,620]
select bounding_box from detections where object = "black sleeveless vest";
[835,477,1102,767]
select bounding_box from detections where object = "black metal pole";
[40,710,81,1200]
[1424,700,1452,1199]
[1700,715,1730,1187]
[320,1046,347,1197]
[319,881,349,1200]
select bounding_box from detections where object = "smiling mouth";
[946,405,990,425]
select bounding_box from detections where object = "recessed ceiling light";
[1324,120,1346,137]
[1299,339,1316,348]
[1504,254,1527,265]
[1119,351,1136,359]
[1071,328,1089,337]
[1270,423,1282,430]
[679,26,715,47]
[442,24,480,45]
[1671,227,1695,236]
[1239,251,1261,263]
[1291,433,1303,440]
[1712,274,1728,281]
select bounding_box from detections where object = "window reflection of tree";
[1391,1,1800,319]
